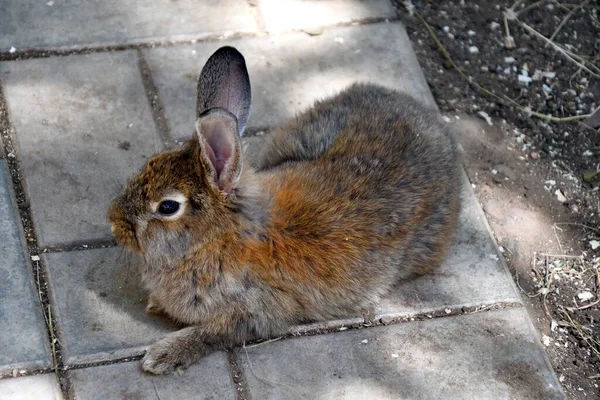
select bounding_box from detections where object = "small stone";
[530,152,539,160]
[504,57,516,64]
[583,150,593,157]
[590,240,600,250]
[444,308,452,314]
[492,164,516,181]
[31,255,40,261]
[361,339,369,344]
[477,111,493,126]
[542,335,551,346]
[554,189,567,203]
[542,84,552,96]
[468,30,476,36]
[302,27,323,36]
[577,291,594,302]
[489,254,499,261]
[391,353,399,358]
[443,26,450,33]
[9,46,16,53]
[490,22,501,30]
[518,74,533,85]
[468,46,479,54]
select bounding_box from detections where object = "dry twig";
[546,0,591,46]
[414,11,600,123]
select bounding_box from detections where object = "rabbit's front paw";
[142,332,200,375]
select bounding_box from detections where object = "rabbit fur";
[107,46,462,374]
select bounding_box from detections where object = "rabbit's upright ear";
[196,46,251,135]
[195,109,243,196]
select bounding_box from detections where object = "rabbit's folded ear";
[195,109,243,196]
[197,46,251,136]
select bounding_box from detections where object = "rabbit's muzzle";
[107,205,141,253]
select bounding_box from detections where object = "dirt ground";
[393,1,600,398]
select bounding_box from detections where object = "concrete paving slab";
[70,353,235,400]
[239,308,563,399]
[0,51,161,247]
[375,173,521,319]
[44,248,177,365]
[256,0,396,32]
[143,22,435,141]
[0,162,51,374]
[0,0,256,52]
[0,374,63,400]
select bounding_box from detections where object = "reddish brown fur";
[107,47,461,374]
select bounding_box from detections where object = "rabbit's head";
[107,47,251,257]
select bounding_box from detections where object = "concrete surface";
[0,374,62,400]
[0,162,51,374]
[143,23,435,141]
[256,0,396,32]
[0,51,162,247]
[70,352,235,400]
[44,248,176,365]
[0,1,564,399]
[239,309,564,400]
[0,0,256,52]
[375,173,521,320]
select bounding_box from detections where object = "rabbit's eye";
[158,200,180,215]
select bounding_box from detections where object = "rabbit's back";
[255,83,461,283]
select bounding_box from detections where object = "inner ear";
[201,122,234,178]
[195,109,242,195]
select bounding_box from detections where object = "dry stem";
[546,0,591,46]
[415,11,600,123]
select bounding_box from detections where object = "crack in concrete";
[136,50,174,149]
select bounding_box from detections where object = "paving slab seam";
[0,80,72,397]
[227,350,252,400]
[0,31,264,63]
[62,354,143,373]
[282,301,524,339]
[59,301,524,372]
[41,239,118,254]
[136,50,174,149]
[0,16,397,63]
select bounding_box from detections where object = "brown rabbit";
[107,46,462,374]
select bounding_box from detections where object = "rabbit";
[107,46,462,375]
